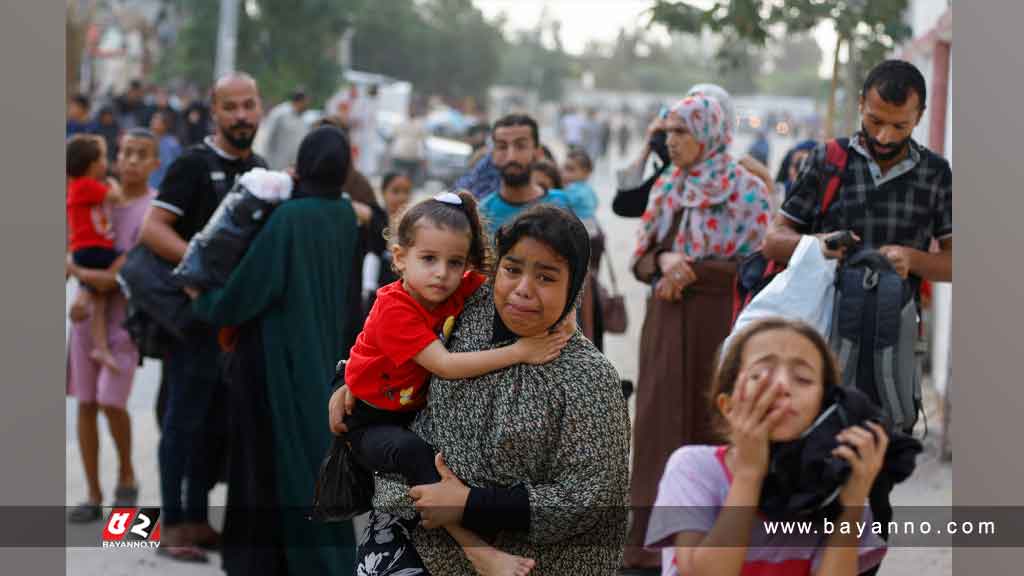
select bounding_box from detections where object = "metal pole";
[214,0,239,80]
[339,27,355,76]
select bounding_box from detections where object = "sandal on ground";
[156,545,209,563]
[112,484,138,507]
[68,502,102,524]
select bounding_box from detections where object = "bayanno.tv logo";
[102,507,161,549]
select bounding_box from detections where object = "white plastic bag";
[723,235,836,357]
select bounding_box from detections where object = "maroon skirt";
[624,260,737,568]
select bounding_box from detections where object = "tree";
[495,10,570,101]
[158,0,352,105]
[417,0,503,103]
[648,0,912,136]
[758,33,829,99]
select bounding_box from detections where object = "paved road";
[65,128,951,575]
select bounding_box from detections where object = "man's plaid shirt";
[780,132,952,252]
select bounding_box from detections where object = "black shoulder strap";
[195,143,230,203]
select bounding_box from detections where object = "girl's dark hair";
[380,172,410,191]
[67,134,103,178]
[566,148,593,173]
[529,160,563,190]
[708,317,841,441]
[394,189,492,273]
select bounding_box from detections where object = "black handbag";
[310,436,375,523]
[310,361,375,522]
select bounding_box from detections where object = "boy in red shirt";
[67,134,123,371]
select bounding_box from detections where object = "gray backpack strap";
[874,270,919,432]
[837,339,858,388]
[876,347,903,429]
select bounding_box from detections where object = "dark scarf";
[491,206,591,342]
[759,385,923,522]
[293,126,351,200]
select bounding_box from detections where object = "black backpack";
[829,248,924,433]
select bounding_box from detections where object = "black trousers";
[344,400,441,487]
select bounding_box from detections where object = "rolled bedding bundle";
[173,168,293,289]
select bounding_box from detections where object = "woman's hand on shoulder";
[328,384,355,435]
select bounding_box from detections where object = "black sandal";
[68,502,102,524]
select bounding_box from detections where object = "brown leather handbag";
[600,249,628,334]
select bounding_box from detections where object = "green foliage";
[157,0,348,105]
[494,13,570,101]
[159,0,502,107]
[649,0,913,100]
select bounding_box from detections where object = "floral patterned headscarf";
[633,94,770,263]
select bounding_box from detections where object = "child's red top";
[345,271,487,412]
[67,177,114,251]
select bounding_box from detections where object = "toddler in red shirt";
[67,135,123,372]
[344,190,573,575]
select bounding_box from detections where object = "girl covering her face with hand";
[646,318,889,576]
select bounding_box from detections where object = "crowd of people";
[65,57,951,576]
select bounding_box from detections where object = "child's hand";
[516,329,572,365]
[105,177,123,202]
[328,384,356,436]
[725,368,789,481]
[834,421,889,508]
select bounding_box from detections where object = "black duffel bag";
[117,244,195,343]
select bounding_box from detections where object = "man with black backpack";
[139,71,268,562]
[762,59,951,574]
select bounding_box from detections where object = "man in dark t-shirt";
[140,71,266,561]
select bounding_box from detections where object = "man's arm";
[761,214,804,264]
[139,206,188,264]
[924,235,953,283]
[880,237,952,282]
[762,213,854,264]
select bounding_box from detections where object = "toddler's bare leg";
[445,524,535,576]
[88,294,119,373]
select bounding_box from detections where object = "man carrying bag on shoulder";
[761,59,952,576]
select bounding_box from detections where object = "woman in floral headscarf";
[623,93,772,568]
